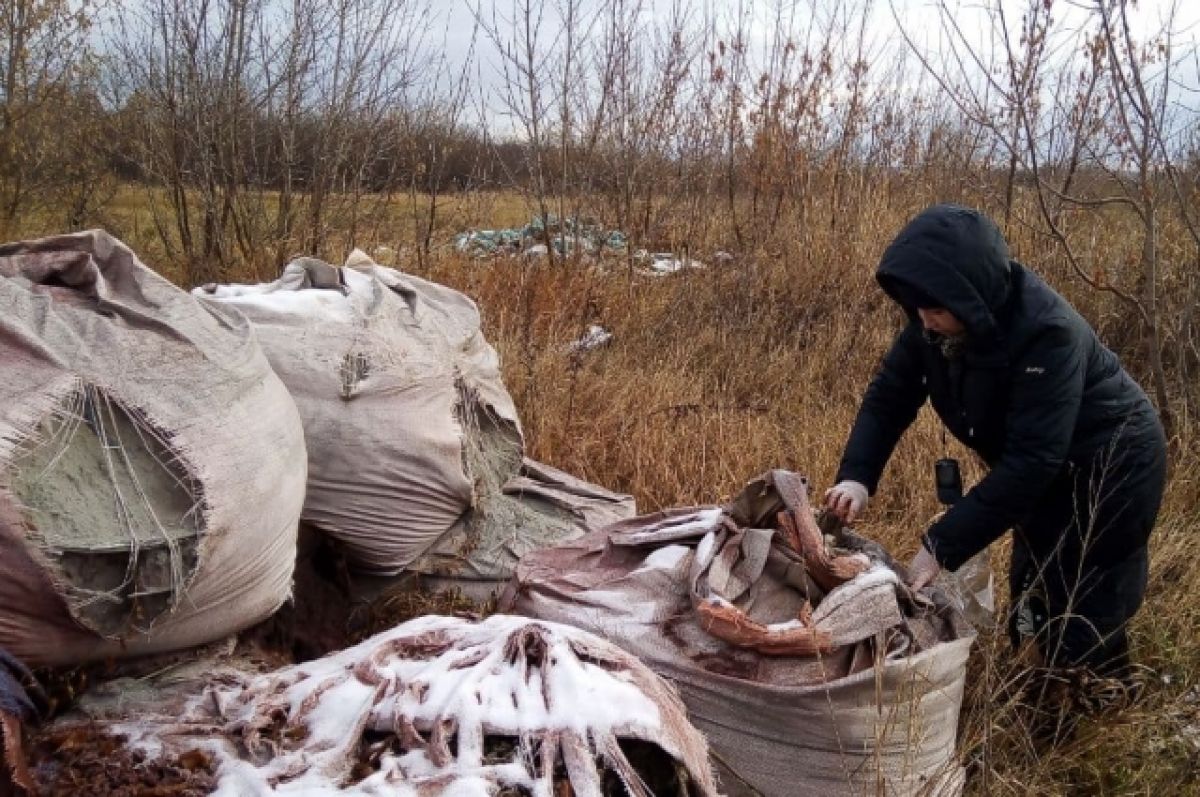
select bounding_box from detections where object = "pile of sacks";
[1,229,975,797]
[0,231,632,673]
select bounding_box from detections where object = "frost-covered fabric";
[196,252,634,578]
[505,470,974,797]
[0,231,306,666]
[78,616,718,796]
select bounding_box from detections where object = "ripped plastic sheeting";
[632,250,707,276]
[454,215,628,259]
[0,230,307,667]
[66,616,719,796]
[941,548,996,627]
[565,324,614,355]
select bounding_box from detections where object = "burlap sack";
[504,470,974,797]
[0,231,307,666]
[197,252,634,578]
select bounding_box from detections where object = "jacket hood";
[876,204,1013,342]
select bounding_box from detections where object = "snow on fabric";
[0,230,306,667]
[504,470,975,797]
[195,252,634,578]
[76,616,718,796]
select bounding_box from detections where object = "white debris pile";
[633,250,706,276]
[565,324,614,355]
[454,216,628,259]
[84,616,718,796]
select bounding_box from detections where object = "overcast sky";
[428,0,1198,133]
[437,0,1200,64]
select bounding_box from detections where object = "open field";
[7,181,1200,794]
[403,199,1200,797]
[4,0,1199,788]
[5,174,1200,793]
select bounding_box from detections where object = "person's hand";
[906,545,941,592]
[823,480,869,524]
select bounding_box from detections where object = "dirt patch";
[237,529,363,664]
[353,584,487,643]
[27,723,216,796]
[236,526,491,666]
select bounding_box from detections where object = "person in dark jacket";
[825,204,1167,678]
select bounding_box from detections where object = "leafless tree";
[901,0,1199,432]
[0,0,106,236]
[109,0,432,283]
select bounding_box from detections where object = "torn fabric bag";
[503,470,975,797]
[196,251,634,579]
[407,458,636,591]
[0,231,307,667]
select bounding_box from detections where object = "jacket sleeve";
[923,324,1085,571]
[836,325,929,494]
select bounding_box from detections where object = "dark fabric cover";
[1006,431,1166,674]
[836,204,1166,579]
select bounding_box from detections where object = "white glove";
[823,480,869,523]
[906,545,942,591]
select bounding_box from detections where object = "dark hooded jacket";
[836,205,1163,572]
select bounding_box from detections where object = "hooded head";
[876,205,1013,343]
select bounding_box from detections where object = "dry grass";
[379,192,1199,796]
[6,184,1198,794]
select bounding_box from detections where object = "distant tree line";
[2,0,1198,421]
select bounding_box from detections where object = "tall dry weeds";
[3,0,1198,790]
[396,187,1200,795]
